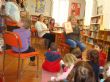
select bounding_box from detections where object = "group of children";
[42,42,109,82]
[0,3,109,81]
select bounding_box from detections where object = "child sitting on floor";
[95,44,107,67]
[42,42,67,73]
[12,18,36,66]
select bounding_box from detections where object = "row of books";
[91,17,102,24]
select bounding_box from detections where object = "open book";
[64,22,73,34]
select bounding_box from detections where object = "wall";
[92,0,97,16]
[103,0,110,30]
[25,0,52,16]
[69,0,86,19]
[96,0,110,29]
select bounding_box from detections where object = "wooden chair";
[2,31,39,82]
[55,33,70,56]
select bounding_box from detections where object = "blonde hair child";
[63,53,78,67]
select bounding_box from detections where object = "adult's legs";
[43,33,55,48]
[66,39,77,48]
[76,41,86,52]
[7,25,19,31]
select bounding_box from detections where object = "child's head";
[94,44,103,51]
[87,49,99,64]
[63,53,77,67]
[50,42,57,51]
[18,18,31,29]
[72,61,96,82]
[71,48,82,59]
[103,62,110,79]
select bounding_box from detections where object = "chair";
[2,31,39,82]
[55,33,70,56]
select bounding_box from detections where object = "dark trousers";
[22,46,35,62]
[7,25,19,31]
[43,33,55,48]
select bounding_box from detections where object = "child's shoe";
[29,61,36,66]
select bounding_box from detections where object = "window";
[52,0,69,26]
[84,0,93,26]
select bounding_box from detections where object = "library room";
[0,0,110,82]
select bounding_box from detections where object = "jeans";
[66,39,86,52]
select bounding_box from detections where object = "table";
[52,30,64,45]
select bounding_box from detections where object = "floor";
[0,37,90,82]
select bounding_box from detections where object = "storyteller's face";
[71,18,77,26]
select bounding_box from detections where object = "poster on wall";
[35,0,46,13]
[71,3,81,17]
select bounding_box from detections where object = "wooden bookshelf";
[82,15,110,54]
[78,19,84,42]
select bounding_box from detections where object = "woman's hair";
[87,49,99,64]
[103,62,110,79]
[21,18,31,29]
[50,42,57,51]
[69,61,96,82]
[71,48,82,59]
[49,18,55,24]
[38,14,44,21]
[63,53,77,67]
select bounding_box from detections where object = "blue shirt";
[45,50,61,62]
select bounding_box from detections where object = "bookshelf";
[78,19,84,42]
[82,15,110,54]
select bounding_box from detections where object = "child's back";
[45,42,61,61]
[12,18,31,52]
[12,28,31,52]
[42,43,67,73]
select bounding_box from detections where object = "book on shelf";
[88,38,93,44]
[107,36,110,41]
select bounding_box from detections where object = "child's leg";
[30,56,35,62]
[22,46,36,64]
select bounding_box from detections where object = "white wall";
[103,0,110,30]
[25,0,52,16]
[95,0,110,29]
[92,0,97,16]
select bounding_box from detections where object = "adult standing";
[35,14,55,48]
[5,0,21,31]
